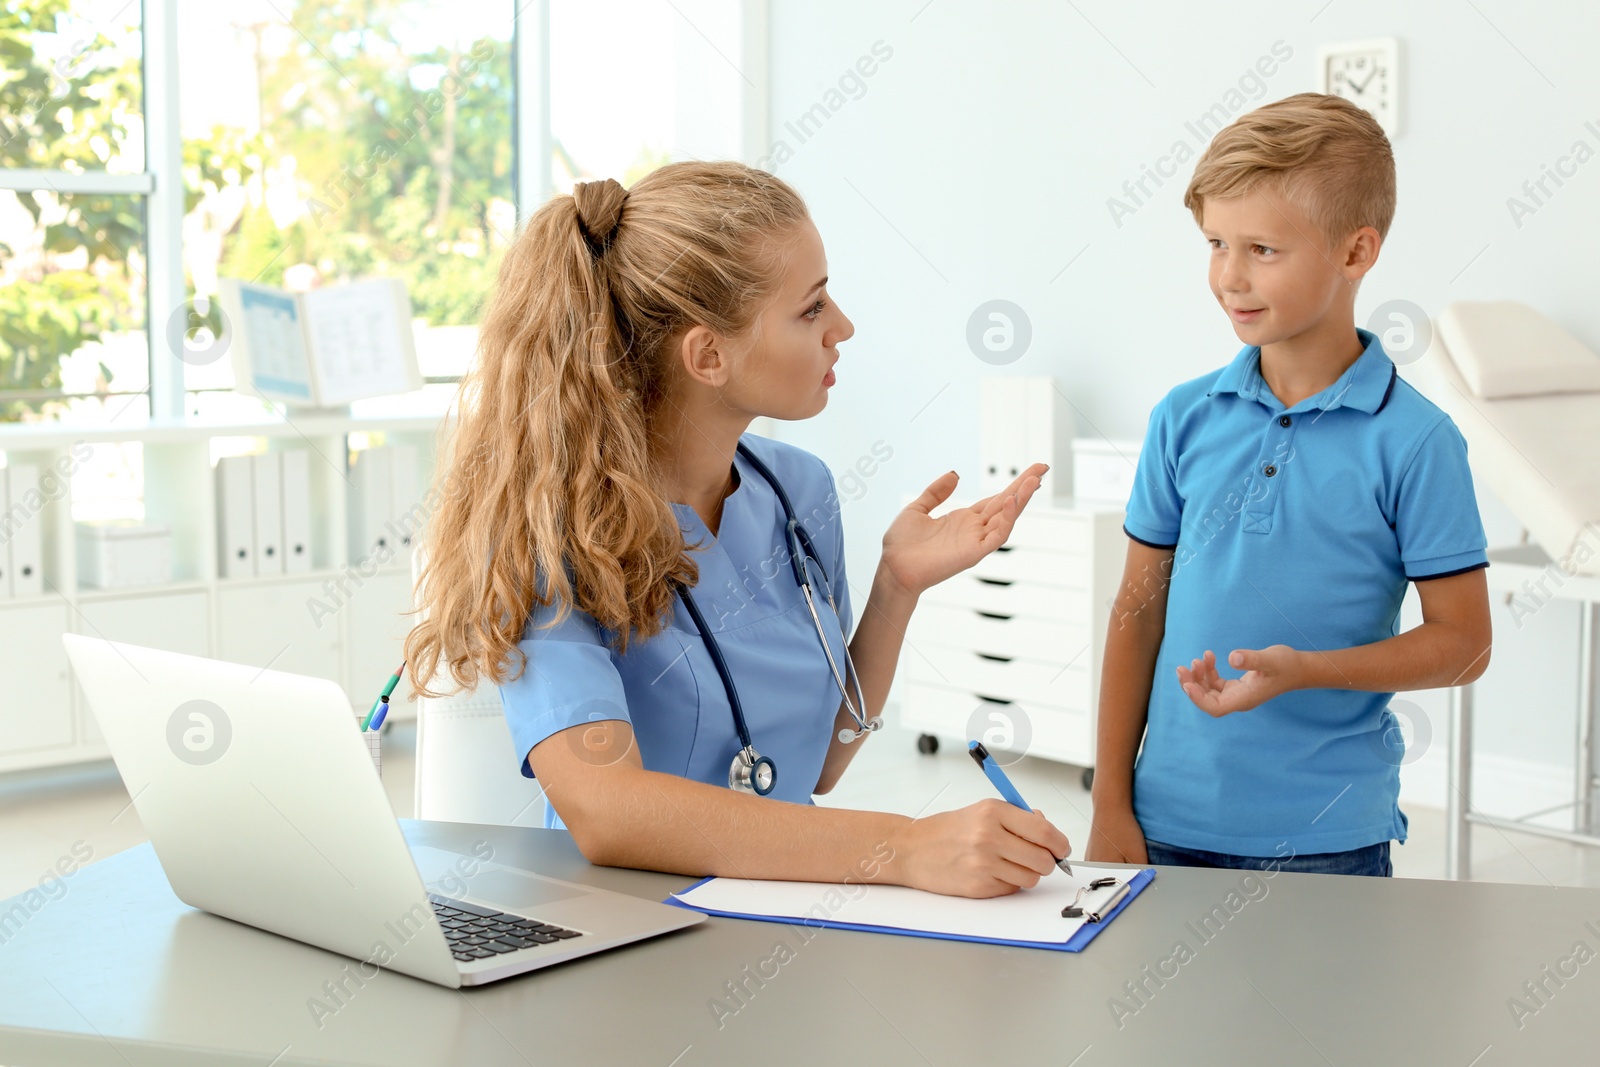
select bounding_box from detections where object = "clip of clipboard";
[1061,875,1134,922]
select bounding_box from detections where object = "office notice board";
[220,277,423,408]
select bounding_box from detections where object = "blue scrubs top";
[497,434,851,828]
[1123,328,1489,857]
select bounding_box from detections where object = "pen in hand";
[967,741,1073,877]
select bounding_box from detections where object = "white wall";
[761,0,1600,817]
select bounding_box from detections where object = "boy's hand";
[1177,646,1300,717]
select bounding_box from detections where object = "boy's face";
[1200,187,1369,348]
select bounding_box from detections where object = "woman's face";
[724,218,855,421]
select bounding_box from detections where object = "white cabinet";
[0,414,441,774]
[0,603,74,755]
[217,578,343,686]
[901,499,1125,780]
[343,568,418,722]
[70,590,210,743]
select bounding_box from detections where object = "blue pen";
[968,740,1073,876]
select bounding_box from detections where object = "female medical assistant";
[498,432,853,827]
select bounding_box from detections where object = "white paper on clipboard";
[672,862,1142,946]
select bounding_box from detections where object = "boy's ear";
[1342,225,1382,281]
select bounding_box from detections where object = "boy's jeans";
[1144,838,1393,877]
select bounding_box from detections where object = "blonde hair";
[1183,92,1395,244]
[405,161,810,699]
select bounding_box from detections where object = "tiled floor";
[4,715,1599,902]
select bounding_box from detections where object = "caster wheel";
[916,733,939,755]
[1081,766,1095,791]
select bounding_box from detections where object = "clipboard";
[665,866,1155,953]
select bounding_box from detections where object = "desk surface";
[1,820,1594,1065]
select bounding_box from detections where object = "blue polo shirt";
[1123,327,1488,857]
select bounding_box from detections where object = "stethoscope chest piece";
[729,746,777,796]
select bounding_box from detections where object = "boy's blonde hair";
[1183,92,1395,245]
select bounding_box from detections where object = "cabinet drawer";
[1002,510,1093,554]
[218,579,342,685]
[923,572,1099,626]
[900,682,1092,765]
[970,542,1087,587]
[909,601,1089,666]
[904,643,1091,708]
[0,603,73,754]
[345,570,418,723]
[72,590,209,743]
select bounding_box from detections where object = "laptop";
[62,634,704,988]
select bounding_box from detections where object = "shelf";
[0,412,440,776]
[76,579,211,601]
[214,567,349,589]
[0,411,452,450]
[0,589,70,611]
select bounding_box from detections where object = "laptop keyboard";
[429,894,584,963]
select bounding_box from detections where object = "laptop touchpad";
[464,868,586,912]
[412,846,586,912]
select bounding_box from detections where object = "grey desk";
[1,821,1594,1065]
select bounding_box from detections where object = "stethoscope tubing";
[674,581,754,751]
[672,442,877,794]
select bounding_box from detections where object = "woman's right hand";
[1085,804,1148,864]
[890,799,1072,898]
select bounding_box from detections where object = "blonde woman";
[407,162,1070,898]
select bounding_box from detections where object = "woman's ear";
[678,325,731,388]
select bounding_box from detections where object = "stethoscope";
[673,442,881,796]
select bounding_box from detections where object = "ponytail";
[406,161,810,698]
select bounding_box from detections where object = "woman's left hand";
[879,464,1048,598]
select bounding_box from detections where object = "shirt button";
[1278,415,1292,427]
[1263,464,1277,477]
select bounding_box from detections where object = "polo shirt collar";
[1208,327,1397,414]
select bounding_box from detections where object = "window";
[176,0,516,421]
[546,0,744,193]
[0,0,148,423]
[0,0,756,426]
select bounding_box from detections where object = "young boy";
[1087,93,1492,877]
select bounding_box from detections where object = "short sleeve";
[1395,417,1490,581]
[496,601,631,779]
[826,465,852,638]
[1123,393,1183,549]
